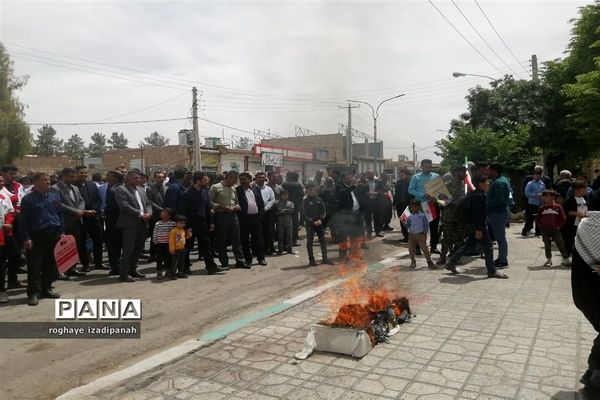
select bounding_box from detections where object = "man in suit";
[74,165,105,271]
[364,170,386,238]
[114,170,152,282]
[104,170,124,275]
[236,172,267,266]
[51,167,92,278]
[146,171,166,262]
[335,171,365,261]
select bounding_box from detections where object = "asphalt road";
[1,229,398,400]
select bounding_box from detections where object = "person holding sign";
[20,172,64,306]
[408,159,440,254]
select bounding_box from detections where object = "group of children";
[152,208,191,280]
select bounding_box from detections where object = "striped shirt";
[153,220,175,244]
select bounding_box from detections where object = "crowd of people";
[1,159,599,395]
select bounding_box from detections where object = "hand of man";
[24,240,33,251]
[76,210,85,218]
[314,220,322,226]
[209,224,214,232]
[2,224,12,230]
[83,210,96,217]
[233,205,241,212]
[142,213,152,221]
[475,230,483,240]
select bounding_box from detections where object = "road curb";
[56,249,409,399]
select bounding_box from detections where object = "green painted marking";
[199,303,292,342]
[368,262,385,272]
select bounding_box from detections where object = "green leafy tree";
[108,132,128,150]
[0,43,30,163]
[88,132,107,157]
[33,125,63,156]
[144,131,169,147]
[63,134,86,160]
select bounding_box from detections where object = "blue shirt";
[408,172,440,202]
[407,212,429,234]
[98,182,108,211]
[20,190,64,241]
[524,179,546,206]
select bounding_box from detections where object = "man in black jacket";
[445,175,507,279]
[104,171,124,275]
[74,165,105,271]
[146,171,166,263]
[335,172,364,261]
[303,182,334,266]
[236,172,267,266]
[282,171,304,246]
[181,172,224,275]
[393,169,412,242]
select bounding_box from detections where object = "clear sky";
[0,0,591,162]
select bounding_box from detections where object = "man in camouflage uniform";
[437,166,467,265]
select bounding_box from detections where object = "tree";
[108,132,128,150]
[88,132,107,157]
[144,131,169,147]
[0,43,30,164]
[33,125,63,156]
[235,136,252,150]
[63,134,86,160]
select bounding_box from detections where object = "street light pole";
[452,72,496,81]
[347,94,405,175]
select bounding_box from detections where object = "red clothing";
[0,192,14,241]
[536,203,566,230]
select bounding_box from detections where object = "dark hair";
[173,168,186,180]
[280,190,289,196]
[225,170,238,178]
[154,171,164,178]
[61,167,76,176]
[91,172,102,182]
[107,170,124,183]
[174,214,187,223]
[255,171,266,178]
[238,172,252,180]
[541,189,557,197]
[18,176,32,185]
[31,172,48,182]
[75,165,87,172]
[572,181,587,191]
[476,161,489,169]
[488,162,503,174]
[472,175,488,186]
[421,159,432,165]
[1,165,18,173]
[126,170,141,178]
[162,207,175,219]
[409,199,421,207]
[192,171,205,184]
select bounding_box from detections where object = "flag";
[464,157,475,193]
[421,201,437,222]
[400,205,411,224]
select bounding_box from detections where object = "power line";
[427,0,503,75]
[450,0,520,78]
[88,92,190,122]
[473,0,529,75]
[2,117,190,127]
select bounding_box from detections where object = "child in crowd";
[303,182,334,266]
[152,207,175,280]
[406,199,435,269]
[536,190,569,266]
[276,190,294,255]
[169,215,191,280]
[563,182,589,257]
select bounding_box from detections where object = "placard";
[261,152,284,167]
[54,235,80,274]
[424,176,453,206]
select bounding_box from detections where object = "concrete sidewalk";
[78,226,594,400]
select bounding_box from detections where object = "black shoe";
[257,260,267,266]
[436,256,447,266]
[384,225,394,231]
[487,272,508,279]
[147,257,156,263]
[581,369,592,386]
[292,242,300,247]
[27,294,39,306]
[495,261,509,269]
[236,261,251,269]
[80,265,93,273]
[445,264,459,274]
[57,273,70,281]
[376,232,385,238]
[42,290,60,299]
[309,260,318,266]
[207,266,226,275]
[276,251,283,256]
[108,270,120,276]
[323,259,335,265]
[401,237,409,243]
[119,276,135,282]
[176,272,189,279]
[65,268,86,277]
[430,248,440,255]
[183,268,192,275]
[17,267,28,274]
[220,265,230,271]
[130,271,145,279]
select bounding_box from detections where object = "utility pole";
[192,87,202,171]
[531,54,538,82]
[339,103,360,167]
[412,142,417,173]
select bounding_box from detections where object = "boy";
[563,181,589,257]
[168,215,191,279]
[275,190,294,255]
[152,207,175,279]
[303,182,334,266]
[406,199,435,269]
[445,175,507,279]
[536,190,569,266]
